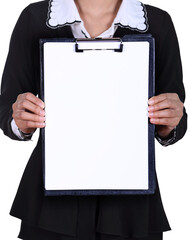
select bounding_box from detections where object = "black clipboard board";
[40,34,155,196]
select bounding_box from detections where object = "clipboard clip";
[75,38,123,53]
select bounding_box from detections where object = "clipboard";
[40,34,155,196]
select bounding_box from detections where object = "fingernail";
[148,99,154,105]
[40,122,45,127]
[39,116,46,121]
[148,106,154,111]
[40,110,46,116]
[40,103,45,109]
[149,112,154,117]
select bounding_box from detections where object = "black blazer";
[0,1,187,238]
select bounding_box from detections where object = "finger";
[150,117,179,127]
[20,92,45,109]
[148,93,178,106]
[148,109,176,118]
[17,120,46,129]
[15,111,46,123]
[17,100,45,116]
[148,99,177,112]
[148,94,168,105]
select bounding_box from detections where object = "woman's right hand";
[12,92,46,134]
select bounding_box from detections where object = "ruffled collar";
[46,0,148,32]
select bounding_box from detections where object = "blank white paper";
[43,40,149,190]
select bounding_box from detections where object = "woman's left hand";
[148,93,184,138]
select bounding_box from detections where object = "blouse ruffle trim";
[46,0,148,32]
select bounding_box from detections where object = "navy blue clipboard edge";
[39,34,156,196]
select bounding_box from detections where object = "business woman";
[0,0,187,239]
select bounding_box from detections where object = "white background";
[0,0,190,239]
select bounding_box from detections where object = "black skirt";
[18,219,163,240]
[18,193,164,240]
[18,223,163,240]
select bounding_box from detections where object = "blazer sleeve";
[0,5,37,140]
[154,11,187,146]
